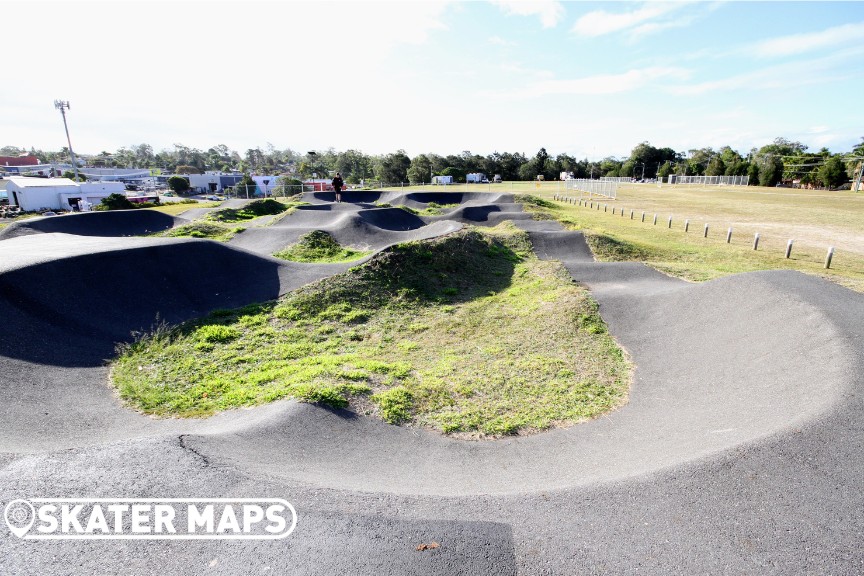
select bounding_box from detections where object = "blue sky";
[6,1,864,160]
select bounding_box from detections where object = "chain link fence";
[667,175,750,186]
[565,178,619,199]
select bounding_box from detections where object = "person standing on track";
[332,172,344,203]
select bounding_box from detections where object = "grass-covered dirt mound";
[161,221,243,242]
[208,199,296,223]
[586,233,656,261]
[273,230,369,263]
[112,223,630,437]
[394,202,461,216]
[514,194,557,209]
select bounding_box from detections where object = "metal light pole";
[54,100,79,181]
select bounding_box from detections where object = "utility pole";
[853,158,864,193]
[54,100,79,181]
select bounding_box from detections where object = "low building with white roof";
[5,177,125,212]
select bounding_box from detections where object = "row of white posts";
[553,194,837,269]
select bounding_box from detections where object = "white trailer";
[432,175,453,185]
[466,172,488,183]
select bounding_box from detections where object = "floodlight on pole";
[54,100,79,181]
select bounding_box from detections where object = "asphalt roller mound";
[0,233,357,451]
[178,264,856,496]
[228,206,462,256]
[0,209,183,239]
[1,192,863,574]
[0,218,855,495]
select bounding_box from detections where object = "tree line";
[4,137,862,189]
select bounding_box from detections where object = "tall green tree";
[657,161,674,179]
[374,150,411,184]
[533,148,549,179]
[335,149,373,183]
[600,157,622,177]
[705,156,725,176]
[441,166,467,182]
[167,175,190,193]
[407,154,433,184]
[817,155,847,189]
[517,160,537,181]
[756,154,783,187]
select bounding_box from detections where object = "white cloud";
[571,2,687,38]
[488,35,517,46]
[628,13,697,41]
[491,0,565,28]
[672,50,861,96]
[498,62,555,79]
[496,67,691,99]
[752,22,864,58]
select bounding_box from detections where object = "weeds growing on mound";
[272,230,369,263]
[208,198,299,223]
[161,221,243,242]
[393,202,460,216]
[112,223,630,437]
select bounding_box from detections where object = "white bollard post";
[753,233,760,250]
[685,219,690,232]
[726,227,733,243]
[825,246,835,269]
[668,216,672,228]
[653,214,658,225]
[704,223,709,238]
[785,239,793,259]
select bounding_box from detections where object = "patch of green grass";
[514,194,557,209]
[273,230,369,263]
[419,202,460,216]
[585,233,655,261]
[148,201,219,216]
[112,225,630,437]
[391,202,460,216]
[161,221,242,242]
[372,386,413,424]
[208,199,293,223]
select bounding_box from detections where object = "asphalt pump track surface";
[0,192,862,574]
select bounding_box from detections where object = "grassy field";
[384,181,864,292]
[112,223,630,437]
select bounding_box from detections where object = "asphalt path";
[0,192,862,574]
